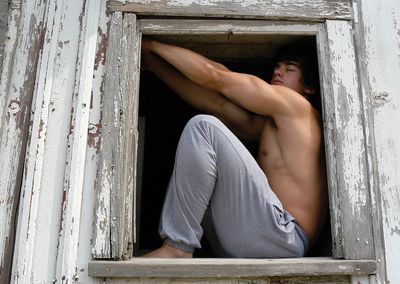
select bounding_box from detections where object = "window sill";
[88,257,376,278]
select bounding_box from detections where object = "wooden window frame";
[90,2,377,281]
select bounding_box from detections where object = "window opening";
[136,34,331,257]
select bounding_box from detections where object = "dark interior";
[136,34,331,257]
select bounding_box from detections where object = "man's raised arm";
[141,39,264,140]
[144,40,309,119]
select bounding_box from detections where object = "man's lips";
[271,79,283,85]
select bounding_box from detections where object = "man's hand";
[141,39,157,72]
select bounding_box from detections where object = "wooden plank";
[88,258,376,278]
[353,0,400,283]
[108,0,352,21]
[316,22,343,259]
[53,0,103,282]
[0,0,8,70]
[76,0,110,282]
[103,275,351,284]
[10,0,80,282]
[317,20,374,259]
[139,19,319,35]
[115,12,140,260]
[92,11,122,260]
[93,12,140,260]
[139,19,319,63]
[350,1,386,282]
[0,0,43,282]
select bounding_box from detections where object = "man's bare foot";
[142,243,193,258]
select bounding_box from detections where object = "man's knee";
[187,114,220,126]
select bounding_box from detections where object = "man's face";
[270,61,310,96]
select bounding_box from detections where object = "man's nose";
[273,67,283,77]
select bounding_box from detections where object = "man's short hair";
[273,41,321,112]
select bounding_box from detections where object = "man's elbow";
[201,63,225,92]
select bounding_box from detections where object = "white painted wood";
[0,0,43,282]
[76,0,109,282]
[11,0,75,281]
[0,0,9,70]
[92,12,140,260]
[89,258,376,278]
[7,0,109,283]
[54,0,103,282]
[353,0,400,283]
[91,11,123,261]
[317,20,374,259]
[108,0,352,21]
[351,276,370,284]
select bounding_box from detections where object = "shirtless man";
[140,39,328,258]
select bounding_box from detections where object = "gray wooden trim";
[139,19,319,35]
[92,12,140,259]
[88,258,376,278]
[317,20,374,259]
[108,0,352,21]
[316,22,343,258]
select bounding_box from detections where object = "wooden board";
[102,275,351,284]
[0,1,42,282]
[353,0,400,283]
[317,20,374,259]
[89,258,376,278]
[92,12,140,260]
[140,19,318,62]
[0,0,8,70]
[108,0,351,21]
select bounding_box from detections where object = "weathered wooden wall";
[0,0,399,283]
[353,0,400,283]
[0,0,8,71]
[0,0,109,282]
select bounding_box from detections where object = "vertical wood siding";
[0,0,109,283]
[54,0,104,282]
[354,0,400,283]
[0,0,9,70]
[0,0,44,282]
[92,12,140,260]
[318,20,374,259]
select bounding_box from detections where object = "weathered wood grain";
[89,258,376,278]
[54,0,104,282]
[353,0,400,283]
[0,0,42,282]
[10,0,80,282]
[108,0,351,21]
[317,20,374,259]
[92,11,122,260]
[76,0,110,282]
[140,19,318,63]
[0,0,9,71]
[103,276,352,284]
[93,12,140,260]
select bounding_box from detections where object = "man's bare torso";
[255,114,328,245]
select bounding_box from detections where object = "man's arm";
[141,41,264,140]
[147,40,310,119]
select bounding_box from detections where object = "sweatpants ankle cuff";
[164,238,195,253]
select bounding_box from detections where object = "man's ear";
[304,86,315,98]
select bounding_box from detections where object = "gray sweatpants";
[159,115,308,258]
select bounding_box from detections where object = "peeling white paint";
[112,0,352,20]
[2,0,400,283]
[356,0,400,283]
